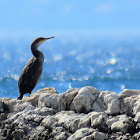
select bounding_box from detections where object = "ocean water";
[0,38,140,99]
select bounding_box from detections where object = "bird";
[17,36,55,99]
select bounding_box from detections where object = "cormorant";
[17,36,54,99]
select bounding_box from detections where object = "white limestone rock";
[80,131,108,140]
[111,121,130,133]
[134,112,140,123]
[118,89,140,115]
[0,100,4,112]
[1,87,140,139]
[133,94,140,115]
[106,98,120,115]
[81,135,93,140]
[14,101,32,112]
[23,105,36,113]
[23,92,42,107]
[24,113,44,123]
[37,87,58,107]
[78,112,93,128]
[38,92,57,107]
[134,132,140,140]
[71,118,81,133]
[92,131,108,140]
[106,116,119,127]
[91,112,107,127]
[37,87,58,94]
[63,88,79,109]
[2,99,19,113]
[35,107,56,116]
[41,115,57,129]
[107,115,133,133]
[50,126,70,140]
[91,98,105,112]
[136,123,140,129]
[70,86,100,113]
[120,95,138,115]
[54,111,83,132]
[118,89,140,98]
[74,111,108,131]
[99,91,120,115]
[68,128,95,140]
[45,94,66,111]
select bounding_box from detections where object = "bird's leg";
[29,92,32,97]
[17,94,23,100]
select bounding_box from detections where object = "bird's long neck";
[31,44,44,62]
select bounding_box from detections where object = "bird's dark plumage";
[17,36,54,99]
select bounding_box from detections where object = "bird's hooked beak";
[32,36,55,50]
[43,36,55,42]
[39,36,55,45]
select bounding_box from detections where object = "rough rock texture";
[0,86,140,140]
[70,86,100,113]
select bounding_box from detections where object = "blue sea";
[0,37,140,99]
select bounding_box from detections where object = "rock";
[0,113,7,121]
[0,100,4,112]
[37,87,58,94]
[0,124,15,140]
[35,106,56,116]
[91,98,105,112]
[50,127,70,140]
[38,87,58,107]
[0,87,140,140]
[106,98,120,115]
[107,115,133,133]
[133,94,140,115]
[78,111,106,129]
[98,91,108,110]
[134,112,140,122]
[70,86,100,113]
[63,88,79,110]
[35,87,58,107]
[12,128,25,140]
[109,132,134,140]
[118,89,140,115]
[25,131,49,140]
[120,95,138,115]
[45,94,66,111]
[92,131,108,140]
[106,116,119,127]
[0,97,11,102]
[111,121,130,133]
[81,135,93,140]
[78,113,92,129]
[41,116,57,129]
[67,128,95,140]
[91,112,108,132]
[99,91,120,115]
[1,99,18,113]
[134,132,140,140]
[136,123,140,129]
[54,111,83,132]
[14,101,32,112]
[118,89,140,98]
[24,92,41,107]
[38,92,56,107]
[71,118,81,133]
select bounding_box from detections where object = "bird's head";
[31,36,55,50]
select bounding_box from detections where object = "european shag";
[17,36,54,99]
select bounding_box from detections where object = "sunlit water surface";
[0,39,140,98]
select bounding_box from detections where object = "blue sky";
[0,0,140,41]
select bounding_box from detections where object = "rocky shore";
[0,86,140,140]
